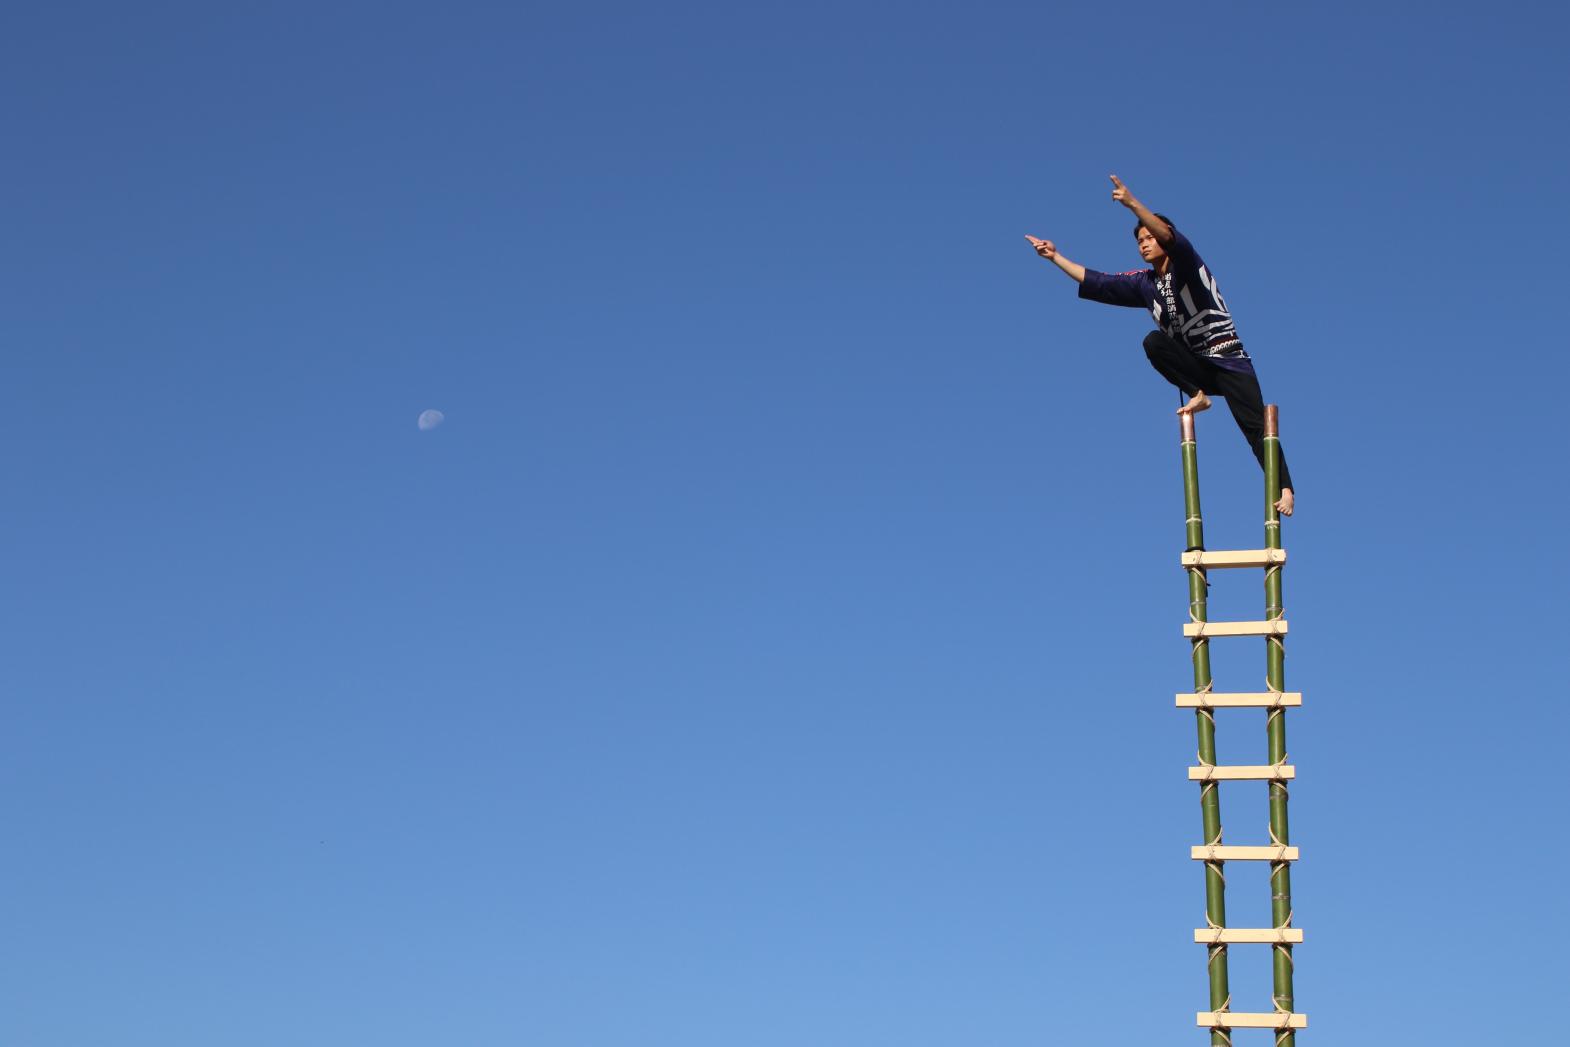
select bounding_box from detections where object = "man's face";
[1136,226,1166,264]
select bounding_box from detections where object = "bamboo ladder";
[1176,406,1305,1044]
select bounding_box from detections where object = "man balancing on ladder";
[1026,175,1294,516]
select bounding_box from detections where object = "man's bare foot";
[1176,391,1212,416]
[1275,488,1294,517]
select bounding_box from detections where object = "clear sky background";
[5,3,1567,1045]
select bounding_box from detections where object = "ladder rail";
[1178,412,1232,1042]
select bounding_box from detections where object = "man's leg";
[1143,331,1214,413]
[1209,366,1296,507]
[1146,333,1295,512]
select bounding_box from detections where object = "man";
[1026,176,1294,516]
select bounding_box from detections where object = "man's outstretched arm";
[1109,175,1172,243]
[1024,235,1086,282]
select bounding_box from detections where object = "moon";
[417,409,445,431]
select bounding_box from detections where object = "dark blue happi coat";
[1078,225,1254,374]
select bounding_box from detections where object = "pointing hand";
[1025,234,1057,260]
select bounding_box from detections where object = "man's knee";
[1143,331,1174,359]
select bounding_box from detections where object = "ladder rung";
[1197,1012,1308,1030]
[1177,691,1301,708]
[1194,927,1304,944]
[1189,764,1295,781]
[1192,845,1299,862]
[1181,549,1287,569]
[1184,619,1288,638]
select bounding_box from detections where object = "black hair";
[1133,213,1175,237]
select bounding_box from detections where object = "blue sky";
[4,3,1566,1044]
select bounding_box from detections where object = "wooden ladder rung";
[1197,1012,1308,1030]
[1180,690,1299,709]
[1192,845,1299,862]
[1177,691,1302,708]
[1189,764,1295,781]
[1184,619,1288,638]
[1181,549,1287,569]
[1194,927,1304,944]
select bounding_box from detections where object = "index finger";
[1109,174,1124,187]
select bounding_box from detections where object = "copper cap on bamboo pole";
[1264,404,1279,437]
[1180,412,1196,442]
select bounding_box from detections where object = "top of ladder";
[1181,549,1286,569]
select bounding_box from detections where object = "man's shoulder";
[1164,225,1204,264]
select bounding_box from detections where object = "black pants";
[1143,331,1295,492]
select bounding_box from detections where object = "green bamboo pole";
[1180,412,1231,1043]
[1262,405,1297,1041]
